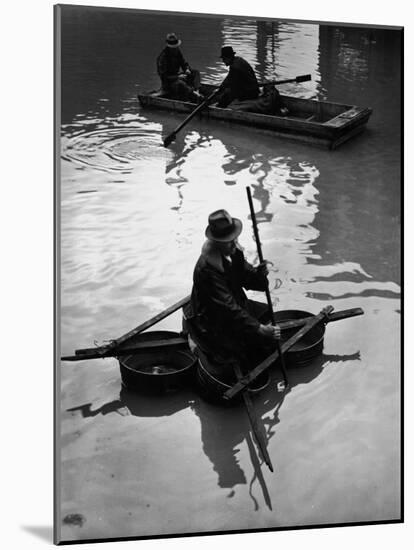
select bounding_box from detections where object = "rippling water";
[58,6,401,542]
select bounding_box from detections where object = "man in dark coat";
[185,209,280,368]
[156,33,202,102]
[216,46,260,108]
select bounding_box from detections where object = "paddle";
[224,305,334,400]
[233,362,274,472]
[246,186,289,388]
[258,74,311,87]
[163,89,220,147]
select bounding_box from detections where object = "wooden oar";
[259,74,311,87]
[224,305,334,400]
[246,185,289,388]
[233,363,273,472]
[163,89,220,147]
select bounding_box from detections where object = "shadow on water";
[67,387,196,419]
[67,349,360,511]
[191,350,360,510]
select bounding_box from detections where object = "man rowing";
[184,209,281,381]
[156,33,203,102]
[215,46,260,108]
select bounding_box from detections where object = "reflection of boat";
[138,84,372,150]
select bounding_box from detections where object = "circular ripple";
[62,117,171,173]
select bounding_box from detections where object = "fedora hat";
[220,46,236,58]
[205,209,242,242]
[166,33,182,48]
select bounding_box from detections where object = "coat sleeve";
[220,68,233,90]
[179,50,190,72]
[156,51,167,79]
[199,266,261,336]
[241,259,269,291]
[233,249,268,291]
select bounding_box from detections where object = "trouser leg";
[216,88,236,108]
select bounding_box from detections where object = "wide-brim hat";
[220,46,236,58]
[166,33,182,48]
[205,209,242,242]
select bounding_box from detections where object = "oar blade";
[163,133,176,148]
[295,74,312,83]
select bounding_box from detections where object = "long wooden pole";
[246,186,289,388]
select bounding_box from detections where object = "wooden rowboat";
[138,83,372,150]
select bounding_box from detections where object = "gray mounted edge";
[54,3,62,545]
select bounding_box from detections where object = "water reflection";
[66,348,361,511]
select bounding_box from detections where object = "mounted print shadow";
[55,3,402,545]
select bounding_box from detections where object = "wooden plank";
[324,106,372,129]
[75,295,191,357]
[62,337,188,361]
[277,307,364,330]
[224,306,334,400]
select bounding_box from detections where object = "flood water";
[57,6,402,543]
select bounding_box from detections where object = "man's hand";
[257,260,270,277]
[258,323,281,341]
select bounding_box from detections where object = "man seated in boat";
[156,33,203,102]
[231,83,289,116]
[184,209,281,381]
[215,46,260,108]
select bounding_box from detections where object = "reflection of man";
[156,33,202,102]
[186,209,280,369]
[216,46,259,108]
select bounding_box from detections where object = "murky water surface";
[58,7,401,542]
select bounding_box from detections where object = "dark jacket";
[156,47,190,87]
[187,240,268,357]
[221,56,259,100]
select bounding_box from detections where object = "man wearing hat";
[185,209,280,368]
[216,46,260,108]
[156,33,202,102]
